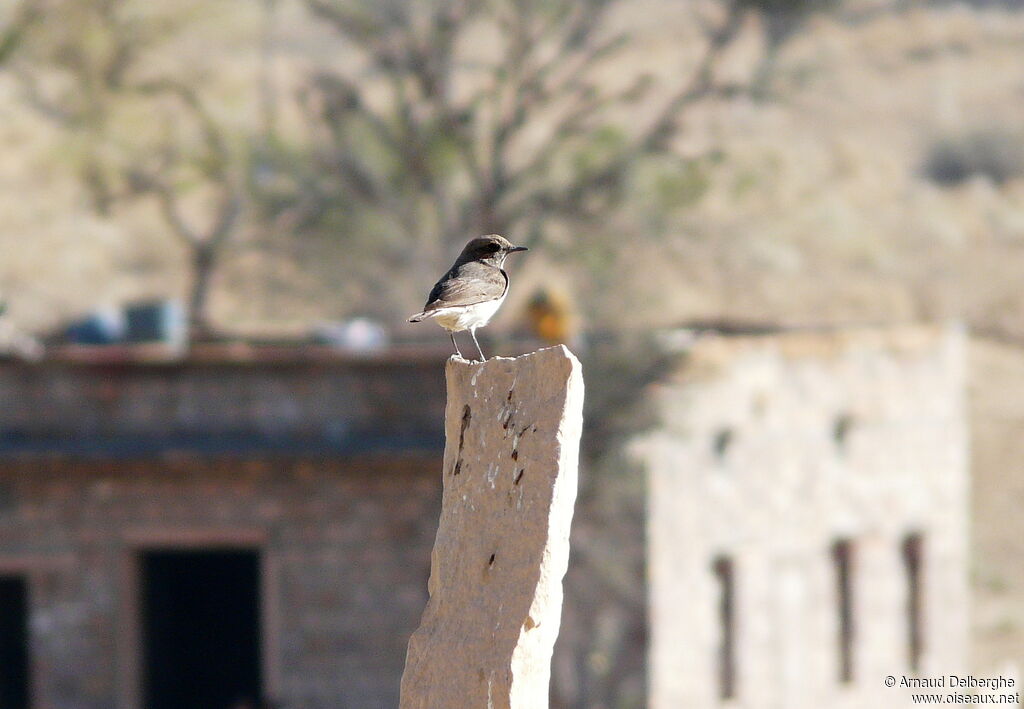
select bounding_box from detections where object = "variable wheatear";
[408,235,528,361]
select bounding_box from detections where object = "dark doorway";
[0,576,29,709]
[140,549,262,709]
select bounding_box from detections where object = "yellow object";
[526,288,575,344]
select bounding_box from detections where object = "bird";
[408,235,528,361]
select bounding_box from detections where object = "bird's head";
[457,234,528,267]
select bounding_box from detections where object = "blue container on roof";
[125,300,186,346]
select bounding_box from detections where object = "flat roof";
[0,430,443,460]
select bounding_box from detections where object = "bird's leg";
[470,328,486,362]
[449,332,464,359]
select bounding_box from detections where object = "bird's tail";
[407,311,429,323]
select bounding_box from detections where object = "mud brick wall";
[0,456,441,709]
[641,326,969,709]
[0,348,450,709]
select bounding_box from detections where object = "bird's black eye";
[485,243,501,253]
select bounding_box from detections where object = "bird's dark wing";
[421,261,508,313]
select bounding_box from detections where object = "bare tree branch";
[6,0,254,338]
[498,1,746,225]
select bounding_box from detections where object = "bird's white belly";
[431,296,505,332]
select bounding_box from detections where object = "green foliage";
[731,170,759,199]
[650,157,711,211]
[571,126,629,178]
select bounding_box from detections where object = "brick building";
[0,345,448,709]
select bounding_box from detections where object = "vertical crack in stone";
[458,405,472,452]
[452,405,472,476]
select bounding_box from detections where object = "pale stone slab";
[400,345,584,709]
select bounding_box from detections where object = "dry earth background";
[0,0,1023,677]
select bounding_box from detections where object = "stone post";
[400,345,584,709]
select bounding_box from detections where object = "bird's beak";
[508,245,529,253]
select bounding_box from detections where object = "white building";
[638,325,969,709]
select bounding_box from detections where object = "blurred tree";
[3,0,844,332]
[5,0,247,340]
[259,0,743,319]
[267,0,843,321]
